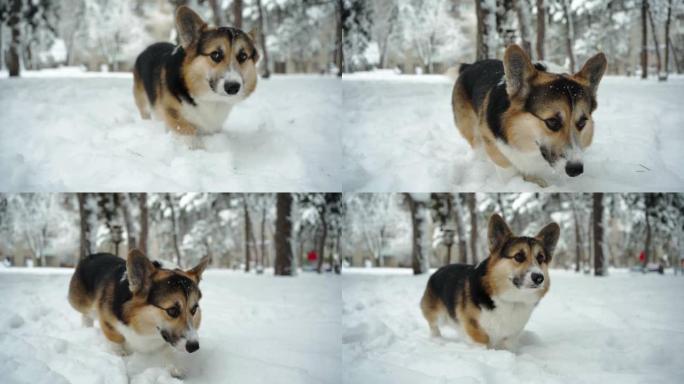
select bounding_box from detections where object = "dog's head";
[484,214,559,303]
[501,44,607,177]
[125,249,210,353]
[175,6,259,103]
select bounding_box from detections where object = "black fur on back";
[427,260,495,320]
[76,253,132,323]
[134,42,196,107]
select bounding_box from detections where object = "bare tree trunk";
[641,0,649,79]
[166,194,182,267]
[670,38,682,74]
[571,197,583,272]
[120,193,137,250]
[453,195,467,264]
[515,0,532,58]
[475,0,495,60]
[7,0,22,77]
[243,196,252,272]
[316,215,328,273]
[256,0,270,78]
[593,193,605,276]
[139,193,148,255]
[379,6,399,68]
[561,0,575,72]
[274,193,293,276]
[233,0,243,29]
[466,193,478,263]
[663,0,672,79]
[646,3,663,80]
[207,0,224,26]
[336,0,343,76]
[260,201,267,267]
[535,0,545,60]
[77,194,92,260]
[644,194,654,267]
[405,194,426,275]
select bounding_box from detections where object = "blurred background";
[343,0,684,78]
[0,0,343,77]
[0,193,682,276]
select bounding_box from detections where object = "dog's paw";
[109,343,131,357]
[523,174,549,188]
[183,135,205,150]
[168,365,186,379]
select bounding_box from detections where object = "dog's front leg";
[162,112,204,150]
[523,174,549,188]
[161,346,187,379]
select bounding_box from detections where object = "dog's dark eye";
[190,304,199,316]
[236,50,248,63]
[537,253,545,264]
[210,50,223,63]
[514,252,526,263]
[544,117,562,132]
[166,306,180,318]
[576,116,587,130]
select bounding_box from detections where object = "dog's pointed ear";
[503,44,536,98]
[488,214,512,253]
[176,6,207,49]
[536,222,560,259]
[127,249,156,295]
[187,256,211,282]
[575,52,607,93]
[247,27,258,43]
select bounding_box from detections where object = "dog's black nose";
[186,341,199,353]
[565,162,583,177]
[224,81,241,95]
[531,273,544,285]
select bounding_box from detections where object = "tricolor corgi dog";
[452,44,607,187]
[420,214,559,350]
[133,6,259,149]
[68,249,210,374]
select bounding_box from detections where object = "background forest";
[0,193,681,276]
[343,0,683,78]
[0,0,343,77]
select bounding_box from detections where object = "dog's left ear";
[127,249,156,296]
[536,222,560,260]
[247,27,261,62]
[176,6,207,49]
[187,256,211,282]
[503,44,536,99]
[575,53,607,93]
[488,214,512,253]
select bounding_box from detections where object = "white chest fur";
[478,299,535,346]
[180,101,233,135]
[113,321,166,353]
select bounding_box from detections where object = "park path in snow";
[0,268,341,384]
[341,73,684,192]
[342,268,684,384]
[0,72,341,192]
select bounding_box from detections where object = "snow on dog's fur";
[133,6,259,149]
[420,214,559,349]
[452,44,607,187]
[68,249,210,377]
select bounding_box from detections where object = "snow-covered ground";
[0,268,340,384]
[342,268,684,384]
[0,70,341,192]
[342,73,684,192]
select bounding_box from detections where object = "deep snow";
[342,268,684,384]
[0,70,341,192]
[342,73,684,192]
[0,268,341,384]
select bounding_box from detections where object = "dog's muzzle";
[186,340,200,353]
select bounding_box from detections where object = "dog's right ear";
[488,214,512,253]
[127,249,156,295]
[176,6,207,49]
[503,44,536,99]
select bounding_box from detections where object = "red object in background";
[639,251,646,262]
[307,251,318,261]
